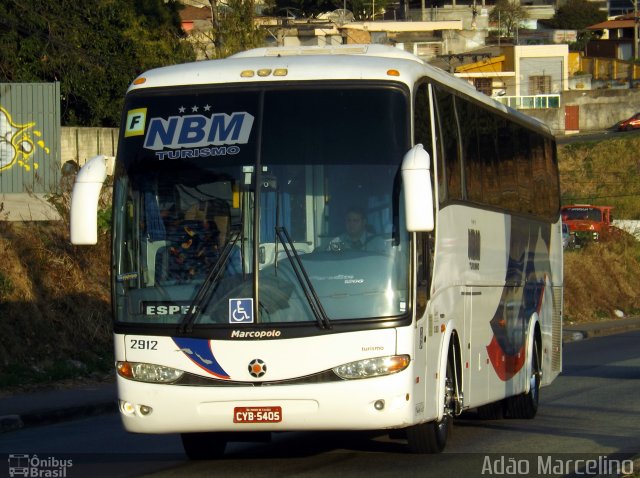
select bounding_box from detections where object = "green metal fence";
[0,83,61,194]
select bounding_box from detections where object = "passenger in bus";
[328,208,386,252]
[165,201,223,281]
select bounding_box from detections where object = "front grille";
[174,369,343,387]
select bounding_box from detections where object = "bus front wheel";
[406,359,455,453]
[181,432,227,460]
[406,415,450,454]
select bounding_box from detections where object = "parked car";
[617,113,640,131]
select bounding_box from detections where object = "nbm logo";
[468,228,481,262]
[144,112,254,150]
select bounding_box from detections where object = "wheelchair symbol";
[229,298,254,323]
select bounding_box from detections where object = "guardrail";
[495,94,561,109]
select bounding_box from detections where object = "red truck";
[561,204,613,242]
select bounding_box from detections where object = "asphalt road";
[556,127,640,145]
[1,330,639,478]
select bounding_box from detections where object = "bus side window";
[478,108,500,207]
[515,125,533,214]
[497,121,518,211]
[416,232,432,317]
[433,86,462,202]
[457,99,483,203]
[413,82,433,154]
[413,82,438,209]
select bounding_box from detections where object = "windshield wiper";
[179,228,241,334]
[275,226,332,330]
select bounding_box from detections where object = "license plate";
[233,406,282,423]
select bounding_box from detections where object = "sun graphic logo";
[248,358,267,378]
[0,106,49,172]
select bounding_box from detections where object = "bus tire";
[181,432,227,460]
[477,400,505,420]
[406,358,455,453]
[506,339,541,419]
[406,416,450,454]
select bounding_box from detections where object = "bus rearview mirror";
[401,144,434,232]
[70,155,108,245]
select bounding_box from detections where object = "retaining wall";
[527,89,640,133]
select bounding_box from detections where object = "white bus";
[70,44,563,457]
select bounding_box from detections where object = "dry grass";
[0,220,112,389]
[559,135,640,219]
[564,235,640,322]
[559,134,640,322]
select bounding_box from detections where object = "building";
[586,13,638,61]
[341,20,465,58]
[453,44,568,102]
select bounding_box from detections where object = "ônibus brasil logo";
[8,454,73,477]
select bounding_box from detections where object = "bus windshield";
[112,84,411,328]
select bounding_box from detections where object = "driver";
[328,208,385,252]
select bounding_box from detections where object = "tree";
[206,0,266,59]
[0,0,196,127]
[540,0,607,51]
[350,0,393,20]
[489,0,529,39]
[543,0,607,31]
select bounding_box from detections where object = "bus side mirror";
[401,144,434,232]
[70,155,108,245]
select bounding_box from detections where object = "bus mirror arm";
[70,155,108,245]
[401,144,434,232]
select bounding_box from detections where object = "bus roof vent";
[230,45,421,62]
[230,45,368,59]
[263,46,369,56]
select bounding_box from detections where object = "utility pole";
[208,0,222,58]
[634,0,638,61]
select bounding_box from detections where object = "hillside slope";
[559,134,640,219]
[0,221,112,389]
[558,133,640,322]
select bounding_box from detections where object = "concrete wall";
[61,127,118,170]
[526,89,640,133]
[1,127,117,222]
[613,220,640,239]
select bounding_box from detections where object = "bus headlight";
[333,355,410,380]
[117,361,184,383]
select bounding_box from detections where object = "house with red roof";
[585,13,638,61]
